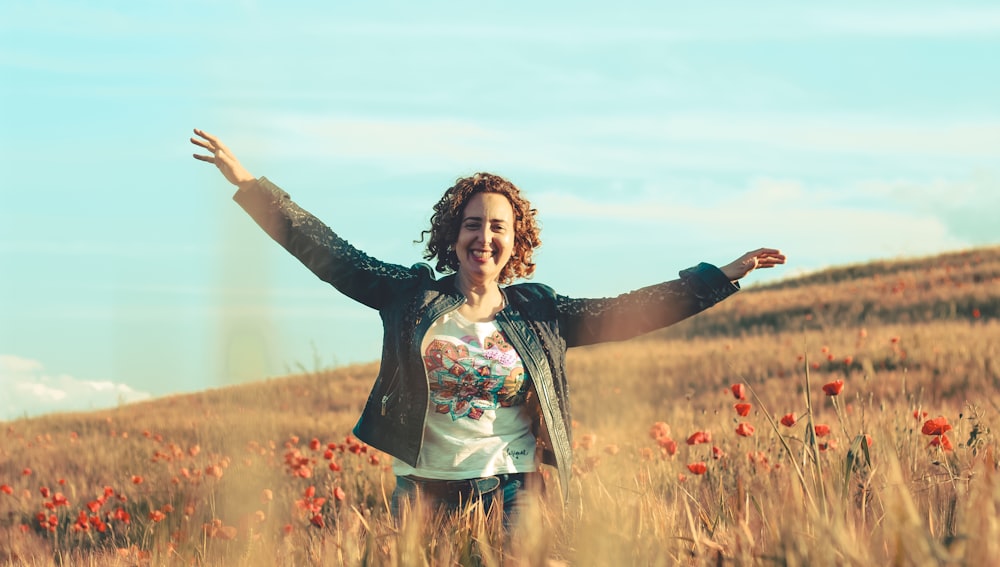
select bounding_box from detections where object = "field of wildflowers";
[2,246,999,566]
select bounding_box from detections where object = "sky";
[2,1,999,420]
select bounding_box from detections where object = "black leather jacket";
[234,177,740,498]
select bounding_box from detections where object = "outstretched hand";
[720,248,786,281]
[191,129,256,189]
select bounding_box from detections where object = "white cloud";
[0,355,152,421]
[531,176,976,278]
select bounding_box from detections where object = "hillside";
[658,244,1000,339]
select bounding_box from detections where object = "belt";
[402,473,525,502]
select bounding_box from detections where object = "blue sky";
[2,1,999,420]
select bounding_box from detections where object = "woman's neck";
[455,273,505,321]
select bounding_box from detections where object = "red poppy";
[913,409,928,420]
[712,446,726,460]
[686,431,711,445]
[40,486,50,498]
[921,417,952,436]
[131,475,144,485]
[863,434,873,447]
[814,424,831,437]
[329,461,342,472]
[658,437,678,456]
[309,438,322,451]
[822,380,844,396]
[929,434,954,451]
[649,421,671,440]
[780,413,797,427]
[687,462,708,475]
[734,403,752,417]
[735,423,755,437]
[333,486,346,501]
[310,514,325,528]
[149,510,166,523]
[972,308,981,319]
[0,484,13,495]
[22,468,31,476]
[51,493,68,507]
[730,383,746,401]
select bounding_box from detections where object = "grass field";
[2,246,999,565]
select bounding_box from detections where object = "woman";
[190,128,785,522]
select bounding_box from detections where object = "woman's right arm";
[191,129,418,309]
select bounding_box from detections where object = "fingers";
[749,249,786,269]
[191,128,228,164]
[193,128,219,145]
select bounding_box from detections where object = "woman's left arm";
[557,249,785,347]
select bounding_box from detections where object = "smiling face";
[454,192,516,288]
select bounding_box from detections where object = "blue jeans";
[390,472,537,528]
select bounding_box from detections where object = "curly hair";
[420,173,541,284]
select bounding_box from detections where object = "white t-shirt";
[392,309,537,480]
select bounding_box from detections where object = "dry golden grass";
[2,246,999,566]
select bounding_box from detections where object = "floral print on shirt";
[423,329,527,420]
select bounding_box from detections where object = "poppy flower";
[780,413,797,427]
[734,403,752,417]
[735,423,755,437]
[972,308,981,319]
[913,409,928,420]
[40,486,50,498]
[730,383,746,401]
[309,438,322,451]
[1,484,13,495]
[712,446,726,460]
[149,510,166,522]
[333,486,346,501]
[822,380,844,396]
[929,434,954,451]
[687,462,708,475]
[687,431,712,445]
[921,417,952,436]
[131,475,144,485]
[658,437,678,456]
[814,424,831,437]
[649,421,671,440]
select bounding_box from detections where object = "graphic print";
[423,329,526,420]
